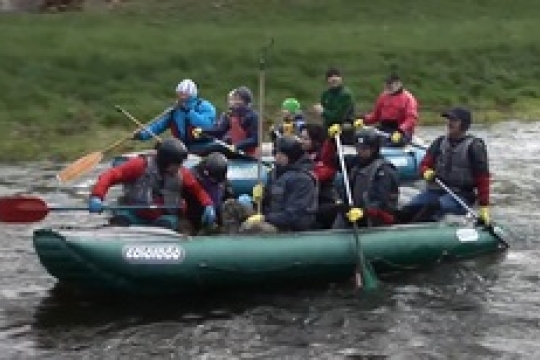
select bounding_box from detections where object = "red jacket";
[311,139,337,183]
[92,157,212,219]
[364,90,418,136]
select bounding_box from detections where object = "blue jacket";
[204,106,259,152]
[138,97,216,145]
[263,155,318,231]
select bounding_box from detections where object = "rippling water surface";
[0,121,539,359]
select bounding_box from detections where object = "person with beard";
[299,124,341,229]
[359,73,418,147]
[333,128,400,228]
[187,152,235,234]
[400,107,491,224]
[221,136,318,234]
[88,139,216,232]
[193,86,259,156]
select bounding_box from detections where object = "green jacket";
[320,85,355,128]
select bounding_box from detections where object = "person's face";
[230,94,244,108]
[164,163,181,175]
[177,91,190,103]
[446,117,463,138]
[327,75,342,88]
[299,129,312,152]
[356,144,373,159]
[275,152,289,166]
[281,109,293,119]
[384,80,402,94]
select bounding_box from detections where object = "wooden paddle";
[334,133,378,290]
[434,178,509,248]
[0,195,179,223]
[56,106,171,184]
[115,105,163,143]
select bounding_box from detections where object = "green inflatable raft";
[32,221,508,295]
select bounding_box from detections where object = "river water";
[0,121,538,359]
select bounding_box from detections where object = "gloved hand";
[88,196,104,214]
[252,184,264,202]
[282,122,294,135]
[192,127,203,139]
[478,206,490,225]
[354,118,364,129]
[391,131,402,144]
[422,168,436,182]
[201,205,216,225]
[346,207,364,223]
[246,214,264,223]
[237,194,253,209]
[132,130,143,140]
[328,123,341,137]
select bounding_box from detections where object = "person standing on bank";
[400,107,491,223]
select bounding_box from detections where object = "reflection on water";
[0,121,539,359]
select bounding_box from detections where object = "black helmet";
[201,152,228,182]
[441,107,472,131]
[356,128,381,151]
[233,86,253,105]
[156,138,188,170]
[276,135,304,163]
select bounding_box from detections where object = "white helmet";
[175,79,198,97]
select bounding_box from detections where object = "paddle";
[56,106,172,184]
[256,38,274,214]
[334,133,378,290]
[115,105,163,143]
[434,178,509,248]
[367,126,427,151]
[0,196,179,224]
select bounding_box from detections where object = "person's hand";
[353,118,364,129]
[313,103,324,114]
[88,196,104,214]
[252,184,264,202]
[391,131,402,144]
[478,206,490,225]
[201,206,216,225]
[423,168,436,182]
[328,124,341,137]
[192,127,203,139]
[246,214,264,223]
[346,207,363,223]
[132,130,143,140]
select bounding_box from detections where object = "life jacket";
[350,158,399,213]
[121,156,183,214]
[226,114,258,156]
[428,136,475,193]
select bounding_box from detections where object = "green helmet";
[281,98,301,114]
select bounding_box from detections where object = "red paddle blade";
[0,196,49,223]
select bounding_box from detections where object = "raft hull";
[33,222,507,295]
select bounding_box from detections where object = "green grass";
[1,0,540,161]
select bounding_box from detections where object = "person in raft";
[332,126,400,228]
[88,138,217,232]
[400,107,491,224]
[270,98,306,139]
[192,86,259,156]
[313,67,356,144]
[358,73,419,147]
[221,135,318,234]
[188,152,236,234]
[132,79,217,147]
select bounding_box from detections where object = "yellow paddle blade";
[56,151,104,184]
